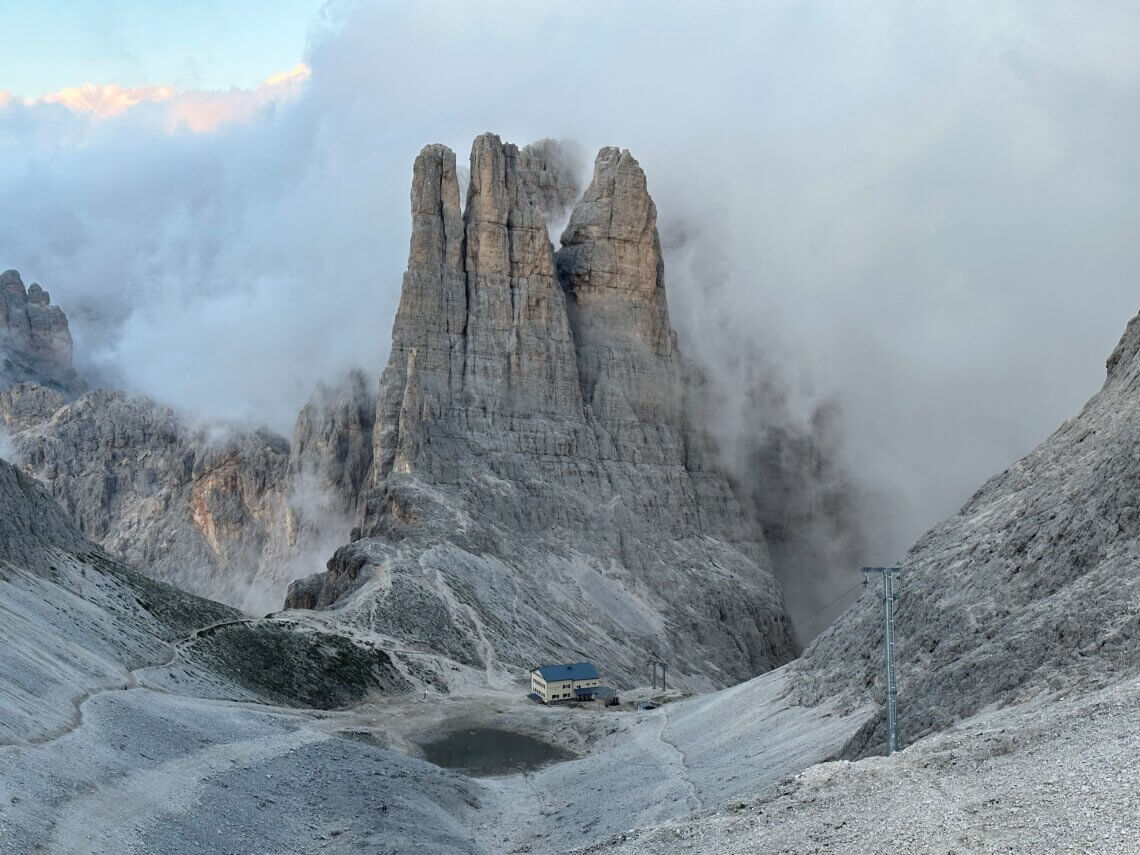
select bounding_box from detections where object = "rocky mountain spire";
[292,134,797,688]
[0,269,86,398]
[556,147,685,460]
[370,143,466,482]
[2,136,798,687]
[371,133,588,490]
[461,133,585,416]
[558,147,675,361]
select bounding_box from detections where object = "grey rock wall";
[793,309,1140,754]
[292,135,797,688]
[0,259,379,614]
[11,389,293,607]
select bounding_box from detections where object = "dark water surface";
[420,727,574,776]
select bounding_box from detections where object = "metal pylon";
[862,566,900,755]
[646,657,667,690]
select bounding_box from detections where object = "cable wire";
[791,579,864,630]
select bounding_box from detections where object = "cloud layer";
[3,0,1139,629]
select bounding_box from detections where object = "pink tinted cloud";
[0,63,310,132]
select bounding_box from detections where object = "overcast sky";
[3,0,1139,584]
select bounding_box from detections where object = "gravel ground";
[577,675,1140,854]
[466,667,871,853]
[0,688,484,854]
[0,657,870,854]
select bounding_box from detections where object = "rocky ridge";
[289,134,796,688]
[0,255,388,610]
[791,309,1140,754]
[0,452,409,744]
[1,377,369,613]
[0,449,483,853]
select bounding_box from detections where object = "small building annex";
[528,662,612,704]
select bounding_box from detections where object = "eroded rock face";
[793,309,1140,754]
[3,360,379,614]
[0,270,86,398]
[516,138,583,227]
[4,375,377,613]
[0,451,413,757]
[0,445,88,569]
[290,368,375,517]
[291,135,796,688]
[1,382,66,433]
[10,389,291,607]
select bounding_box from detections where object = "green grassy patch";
[190,620,411,709]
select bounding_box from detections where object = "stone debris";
[579,675,1140,855]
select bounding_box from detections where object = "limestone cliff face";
[793,310,1140,755]
[0,265,375,611]
[1,382,66,433]
[515,138,583,227]
[290,369,375,517]
[367,134,585,508]
[0,270,86,399]
[293,135,796,688]
[11,389,292,607]
[4,374,373,613]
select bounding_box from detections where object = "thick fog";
[3,1,1139,635]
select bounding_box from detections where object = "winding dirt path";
[20,616,259,748]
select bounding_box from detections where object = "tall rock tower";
[289,134,796,688]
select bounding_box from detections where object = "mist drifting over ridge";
[3,0,1140,632]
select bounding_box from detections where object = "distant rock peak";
[25,282,50,305]
[0,269,87,399]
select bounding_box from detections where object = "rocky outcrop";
[0,443,88,569]
[516,138,583,227]
[10,389,291,608]
[1,381,65,433]
[0,452,237,744]
[289,369,375,516]
[0,450,412,754]
[0,269,86,398]
[290,135,796,688]
[249,369,377,608]
[3,366,375,613]
[793,309,1140,754]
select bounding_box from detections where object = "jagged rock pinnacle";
[0,269,86,399]
[291,134,797,687]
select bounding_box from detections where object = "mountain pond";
[419,727,575,776]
